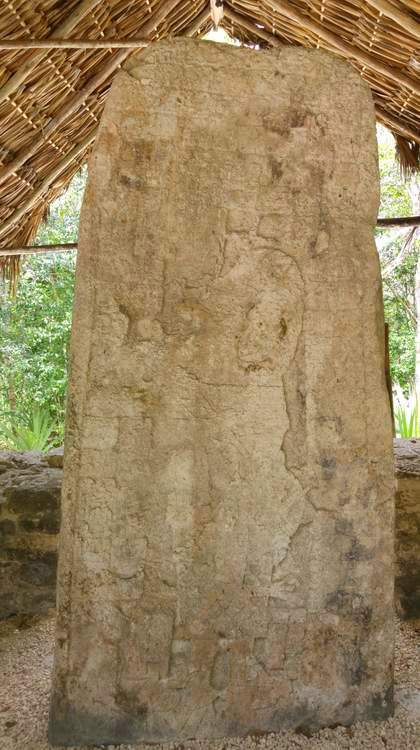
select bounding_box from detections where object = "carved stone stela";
[49,40,395,746]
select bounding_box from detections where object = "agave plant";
[394,384,419,439]
[0,406,56,452]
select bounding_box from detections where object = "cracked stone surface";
[49,39,395,747]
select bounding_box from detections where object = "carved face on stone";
[237,250,304,375]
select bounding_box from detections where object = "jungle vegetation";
[0,127,418,447]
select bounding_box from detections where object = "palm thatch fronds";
[0,0,418,282]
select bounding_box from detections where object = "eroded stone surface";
[49,39,395,746]
[395,439,420,618]
[0,450,61,619]
[394,438,420,476]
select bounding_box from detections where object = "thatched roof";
[0,0,419,280]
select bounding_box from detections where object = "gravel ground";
[0,615,418,750]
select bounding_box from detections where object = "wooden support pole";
[0,38,149,49]
[377,215,420,227]
[1,215,419,255]
[0,243,77,256]
[365,0,420,41]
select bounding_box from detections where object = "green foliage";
[0,251,76,425]
[376,130,412,219]
[0,169,85,441]
[0,406,58,452]
[394,385,419,438]
[382,250,417,391]
[0,134,418,448]
[376,126,419,393]
[36,168,86,245]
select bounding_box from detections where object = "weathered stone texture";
[394,438,420,618]
[49,40,395,746]
[0,450,62,619]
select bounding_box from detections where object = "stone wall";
[0,449,62,619]
[395,438,420,619]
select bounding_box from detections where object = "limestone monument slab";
[49,39,395,746]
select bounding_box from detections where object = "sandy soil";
[0,615,418,750]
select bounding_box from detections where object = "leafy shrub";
[377,126,419,393]
[394,385,419,438]
[0,406,59,452]
[0,252,74,428]
[0,170,84,429]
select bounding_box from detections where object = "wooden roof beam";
[0,0,103,104]
[131,0,188,38]
[223,6,283,47]
[225,4,420,146]
[0,49,130,186]
[0,39,150,49]
[376,106,420,145]
[365,0,420,41]
[0,0,186,186]
[0,129,96,240]
[185,6,212,37]
[266,0,420,96]
[0,243,77,256]
[0,1,209,243]
[53,0,103,38]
